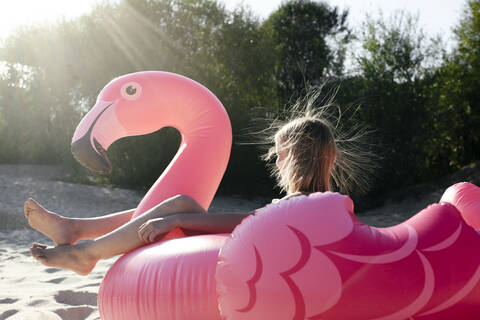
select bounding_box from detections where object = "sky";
[0,0,467,45]
[222,0,466,45]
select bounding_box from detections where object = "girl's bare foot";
[30,241,98,276]
[24,198,79,245]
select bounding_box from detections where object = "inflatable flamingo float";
[71,71,480,320]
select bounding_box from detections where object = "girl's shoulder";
[271,191,311,203]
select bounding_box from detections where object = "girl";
[27,92,374,275]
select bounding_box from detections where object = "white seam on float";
[422,223,462,252]
[328,225,418,264]
[418,263,480,316]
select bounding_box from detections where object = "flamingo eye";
[121,82,142,100]
[126,86,136,95]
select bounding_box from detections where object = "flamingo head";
[71,72,181,174]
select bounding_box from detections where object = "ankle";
[63,217,81,244]
[80,240,102,261]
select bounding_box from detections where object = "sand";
[0,229,112,320]
[0,164,270,320]
[0,164,450,319]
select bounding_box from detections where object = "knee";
[170,194,195,206]
[168,194,204,212]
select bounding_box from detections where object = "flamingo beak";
[71,99,119,174]
[71,134,112,174]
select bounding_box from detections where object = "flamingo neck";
[133,107,232,218]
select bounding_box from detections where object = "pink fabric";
[218,184,480,320]
[72,71,231,212]
[73,72,480,319]
[71,72,232,320]
[99,234,228,320]
[441,182,480,229]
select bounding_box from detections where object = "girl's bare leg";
[30,195,205,275]
[24,198,135,245]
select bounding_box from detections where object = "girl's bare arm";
[173,212,253,234]
[138,211,254,243]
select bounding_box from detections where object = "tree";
[0,0,278,194]
[348,11,443,192]
[263,0,350,103]
[432,0,480,169]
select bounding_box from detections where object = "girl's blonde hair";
[263,88,377,195]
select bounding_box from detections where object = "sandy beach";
[0,164,270,319]
[0,164,463,320]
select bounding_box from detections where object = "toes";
[32,243,48,249]
[30,244,44,252]
[25,198,33,207]
[30,245,48,259]
[24,200,32,218]
[30,247,46,259]
[26,198,41,210]
[29,198,44,210]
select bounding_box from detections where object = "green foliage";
[0,0,279,194]
[430,0,480,170]
[357,12,441,82]
[263,0,350,103]
[339,12,446,195]
[0,0,479,203]
[0,64,57,163]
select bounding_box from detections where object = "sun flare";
[0,0,104,40]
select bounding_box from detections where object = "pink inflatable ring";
[218,183,480,320]
[71,72,480,319]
